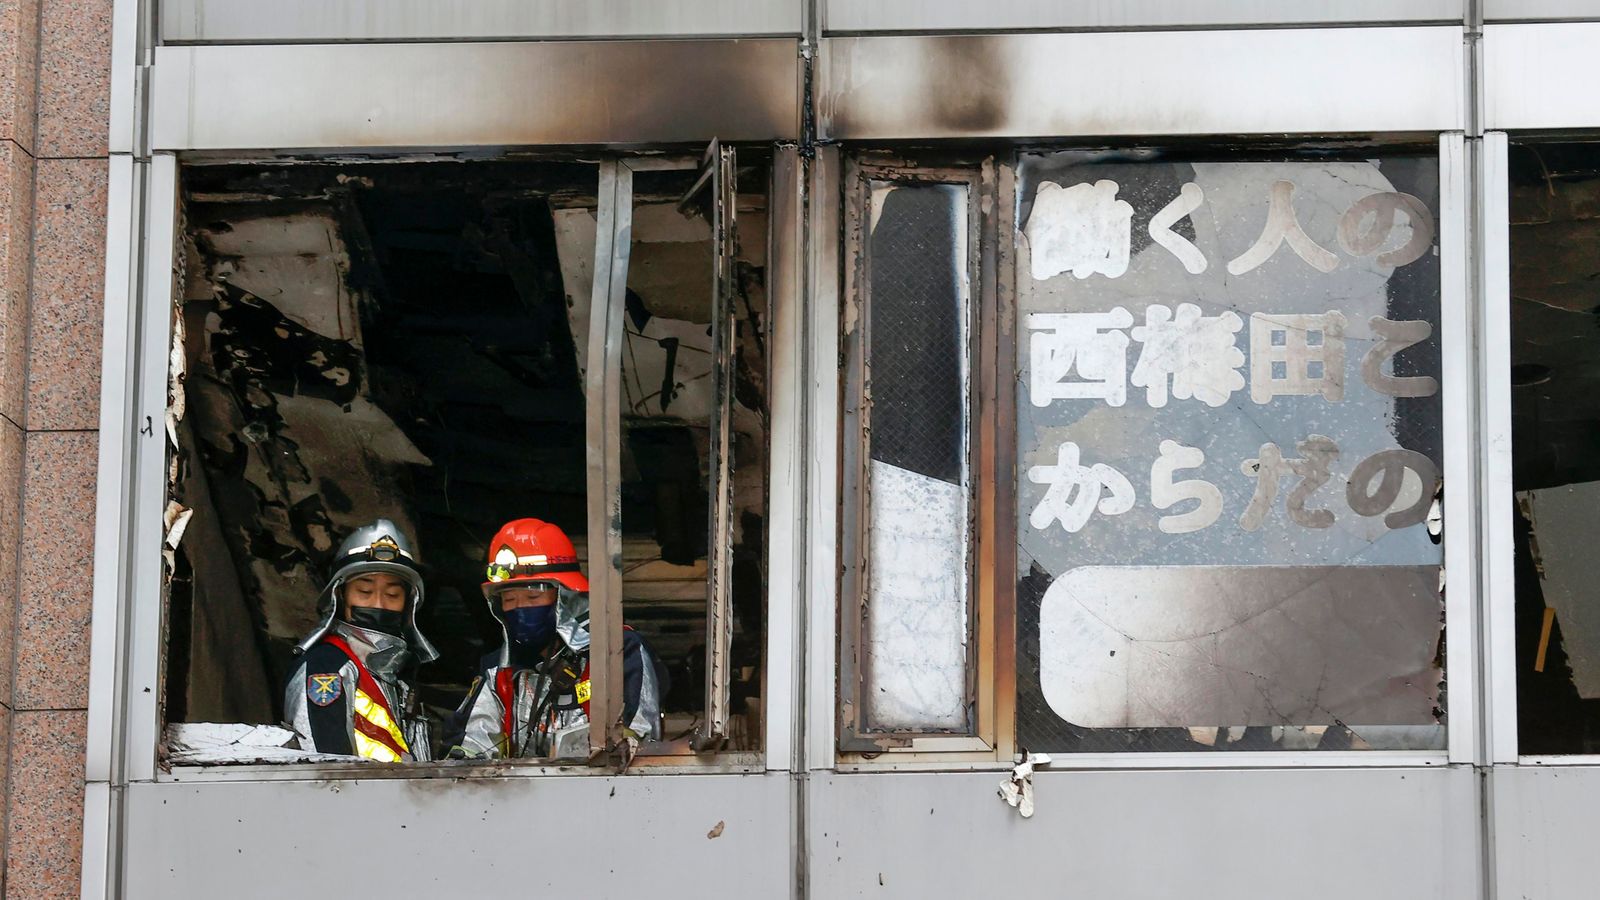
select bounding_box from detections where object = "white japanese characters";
[1248,312,1347,404]
[1227,180,1340,275]
[1150,440,1223,534]
[1026,177,1434,280]
[1026,442,1136,534]
[1022,173,1443,539]
[1028,310,1134,407]
[1026,436,1439,535]
[1129,303,1245,408]
[1028,307,1435,409]
[1025,180,1135,281]
[1147,182,1208,275]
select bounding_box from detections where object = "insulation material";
[997,752,1051,819]
[864,461,970,731]
[200,212,362,341]
[1519,479,1600,699]
[558,204,720,422]
[185,207,427,643]
[164,723,375,765]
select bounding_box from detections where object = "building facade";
[1,1,1599,898]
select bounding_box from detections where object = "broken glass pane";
[863,181,973,732]
[1015,153,1445,752]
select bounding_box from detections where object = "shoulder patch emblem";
[308,673,343,706]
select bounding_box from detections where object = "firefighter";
[284,519,439,762]
[443,518,665,761]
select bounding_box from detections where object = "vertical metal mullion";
[970,159,996,747]
[1440,132,1481,767]
[1480,132,1516,765]
[992,158,1019,762]
[834,161,869,749]
[586,160,630,759]
[125,153,180,785]
[805,145,842,768]
[702,143,739,748]
[765,144,806,772]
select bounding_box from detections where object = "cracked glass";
[1014,152,1445,752]
[861,181,974,733]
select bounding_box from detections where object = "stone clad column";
[0,0,40,891]
[3,0,112,897]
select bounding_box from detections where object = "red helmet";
[482,518,589,594]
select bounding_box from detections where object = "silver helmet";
[293,519,439,663]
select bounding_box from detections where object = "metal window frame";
[587,147,745,758]
[1482,132,1519,765]
[833,138,1472,768]
[159,0,804,44]
[85,146,775,786]
[835,153,1005,756]
[823,0,1465,33]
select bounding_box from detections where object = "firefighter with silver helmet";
[284,519,438,762]
[443,518,665,760]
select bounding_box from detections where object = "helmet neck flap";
[293,519,439,664]
[483,583,590,669]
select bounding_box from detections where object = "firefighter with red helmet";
[284,519,438,762]
[443,518,665,760]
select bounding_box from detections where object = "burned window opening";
[1509,141,1600,756]
[162,155,770,762]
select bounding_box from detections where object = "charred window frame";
[588,147,746,759]
[836,155,1011,755]
[138,145,769,774]
[832,139,1475,766]
[1010,144,1460,758]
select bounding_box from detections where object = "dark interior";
[1510,141,1600,753]
[163,156,769,753]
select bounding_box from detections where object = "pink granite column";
[0,0,40,891]
[4,0,112,897]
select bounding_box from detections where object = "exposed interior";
[162,155,769,759]
[1510,141,1600,754]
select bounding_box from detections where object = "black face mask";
[347,606,406,636]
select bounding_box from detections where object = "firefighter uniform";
[443,518,665,760]
[284,520,439,762]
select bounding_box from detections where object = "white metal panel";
[85,154,137,788]
[810,767,1480,899]
[148,40,801,151]
[161,0,800,43]
[121,774,789,898]
[805,148,842,768]
[1484,23,1600,130]
[79,781,111,900]
[124,154,179,784]
[1485,0,1600,21]
[819,28,1465,140]
[1493,764,1600,899]
[108,0,138,153]
[1482,133,1518,764]
[765,147,804,772]
[827,0,1462,32]
[1440,134,1480,766]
